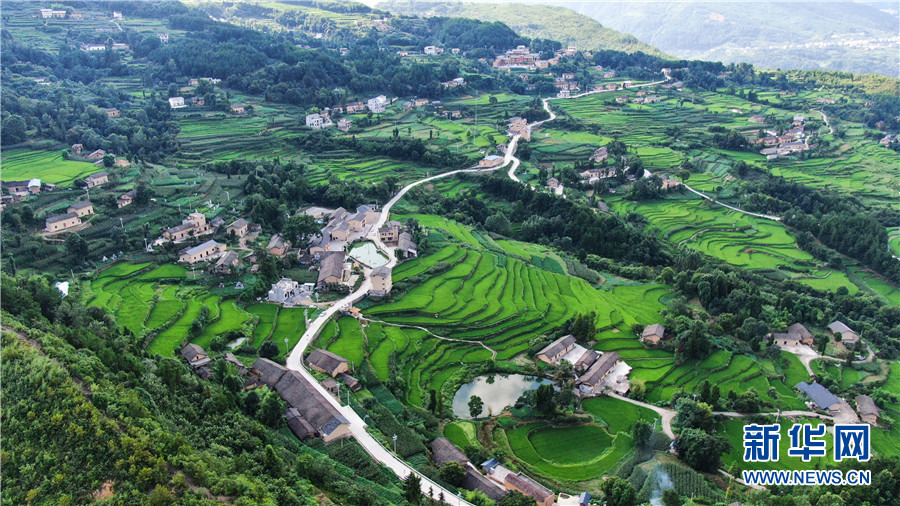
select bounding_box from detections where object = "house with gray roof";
[641,324,665,345]
[306,349,349,377]
[274,370,351,442]
[251,358,287,387]
[536,334,576,364]
[796,382,841,412]
[855,395,880,425]
[577,352,621,395]
[398,232,417,258]
[828,320,860,347]
[180,344,210,367]
[430,437,469,467]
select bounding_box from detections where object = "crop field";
[443,421,480,449]
[88,261,306,357]
[582,396,660,434]
[720,417,834,471]
[889,228,900,256]
[305,156,431,186]
[611,198,857,292]
[640,350,807,409]
[2,149,106,186]
[504,421,632,482]
[331,221,670,407]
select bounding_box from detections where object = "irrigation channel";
[283,71,784,503]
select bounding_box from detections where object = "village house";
[482,459,553,506]
[71,143,84,155]
[2,181,29,194]
[164,212,210,242]
[214,250,241,274]
[317,251,347,288]
[104,108,120,118]
[267,278,300,304]
[26,179,42,194]
[424,45,443,55]
[508,116,528,133]
[250,358,287,388]
[192,97,205,106]
[337,118,352,132]
[230,103,246,114]
[827,320,860,347]
[398,232,418,258]
[82,43,107,51]
[369,265,392,297]
[168,97,185,109]
[378,220,402,242]
[180,344,211,368]
[662,178,682,190]
[344,101,367,114]
[547,177,560,189]
[441,77,466,88]
[479,154,504,167]
[276,370,351,442]
[67,201,95,217]
[771,332,802,347]
[414,98,430,107]
[40,8,67,18]
[431,437,468,467]
[307,349,350,377]
[493,45,539,69]
[590,146,609,163]
[45,212,82,232]
[305,113,326,129]
[225,218,249,238]
[557,89,571,98]
[855,395,881,425]
[536,334,577,364]
[615,96,629,104]
[157,33,169,43]
[796,382,841,413]
[367,95,387,113]
[85,149,106,161]
[224,353,247,376]
[748,114,766,123]
[788,323,816,345]
[117,190,136,208]
[267,234,287,257]
[576,351,621,395]
[178,240,225,264]
[641,324,665,345]
[84,171,109,188]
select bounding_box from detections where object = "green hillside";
[379,1,670,57]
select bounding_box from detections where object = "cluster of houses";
[2,178,43,205]
[44,200,95,233]
[305,109,352,132]
[535,334,630,395]
[752,114,812,160]
[492,45,562,70]
[164,211,212,243]
[81,42,129,52]
[768,320,860,350]
[507,116,530,140]
[794,382,881,425]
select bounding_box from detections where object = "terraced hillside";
[87,262,307,361]
[314,215,670,409]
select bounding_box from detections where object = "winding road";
[282,72,797,502]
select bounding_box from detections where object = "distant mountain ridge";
[377,1,670,57]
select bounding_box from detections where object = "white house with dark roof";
[45,212,82,232]
[536,334,576,364]
[178,240,225,264]
[67,201,95,217]
[577,352,621,395]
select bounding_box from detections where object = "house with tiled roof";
[306,349,349,377]
[536,335,576,364]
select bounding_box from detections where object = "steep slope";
[561,1,899,76]
[379,1,670,57]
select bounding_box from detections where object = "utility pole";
[392,434,397,454]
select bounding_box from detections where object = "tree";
[283,214,319,246]
[661,489,682,506]
[468,395,484,418]
[403,472,422,504]
[257,390,285,427]
[484,213,511,236]
[488,95,498,107]
[65,233,89,265]
[438,461,466,487]
[534,383,555,415]
[673,397,713,432]
[674,428,730,472]
[632,419,653,449]
[600,476,636,506]
[499,490,535,506]
[1,114,27,144]
[103,153,115,167]
[259,340,279,358]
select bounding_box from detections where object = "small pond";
[452,374,551,419]
[349,241,388,267]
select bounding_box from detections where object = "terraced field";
[502,396,647,483]
[2,149,107,185]
[612,198,857,292]
[88,261,299,358]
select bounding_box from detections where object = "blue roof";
[481,458,498,471]
[579,492,592,504]
[796,382,840,409]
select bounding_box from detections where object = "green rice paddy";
[2,149,106,186]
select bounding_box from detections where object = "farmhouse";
[662,178,682,189]
[430,437,468,467]
[337,118,352,132]
[641,324,665,345]
[267,234,287,257]
[748,114,765,123]
[369,265,392,296]
[164,212,210,242]
[180,344,211,368]
[493,45,539,69]
[117,190,136,208]
[378,220,402,242]
[344,101,367,113]
[230,103,246,114]
[590,146,609,163]
[250,358,287,387]
[508,116,527,133]
[82,44,106,51]
[855,395,881,425]
[828,320,860,347]
[178,240,225,264]
[398,232,418,258]
[214,251,241,274]
[274,370,351,443]
[573,350,599,373]
[796,382,841,413]
[85,149,106,161]
[306,349,350,377]
[787,323,815,345]
[168,97,186,109]
[84,171,109,187]
[45,212,82,232]
[267,278,300,304]
[317,251,348,288]
[464,465,506,501]
[67,200,94,217]
[480,154,504,167]
[547,177,560,189]
[338,372,362,392]
[536,334,576,364]
[367,95,387,113]
[424,45,443,55]
[305,113,326,129]
[577,351,621,395]
[104,108,120,118]
[482,459,553,506]
[225,218,249,237]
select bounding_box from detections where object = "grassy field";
[444,421,480,449]
[582,396,660,434]
[2,149,107,186]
